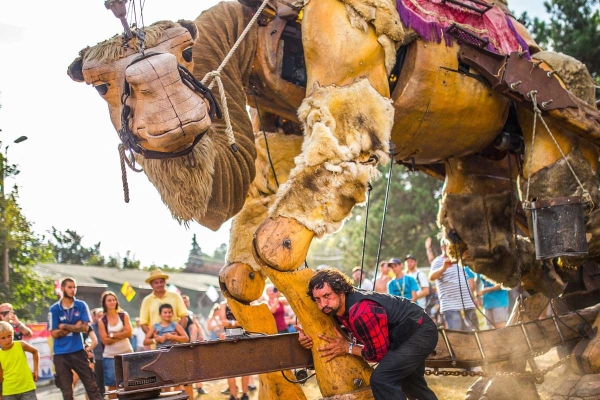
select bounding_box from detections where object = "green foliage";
[212,243,227,261]
[143,263,181,272]
[122,250,141,269]
[0,188,54,321]
[50,227,104,265]
[307,166,443,277]
[519,0,600,81]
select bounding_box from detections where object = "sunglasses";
[0,311,10,316]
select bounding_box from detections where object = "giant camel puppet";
[68,0,600,398]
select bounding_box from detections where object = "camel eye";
[95,83,109,96]
[182,47,193,63]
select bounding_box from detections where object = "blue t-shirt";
[47,298,92,355]
[479,275,509,310]
[387,275,420,300]
[154,322,178,347]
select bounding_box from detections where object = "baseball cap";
[388,258,402,265]
[405,254,417,261]
[352,266,362,273]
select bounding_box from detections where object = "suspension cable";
[359,183,373,286]
[373,143,396,286]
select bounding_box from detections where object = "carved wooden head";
[67,20,212,154]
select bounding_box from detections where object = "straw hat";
[145,269,170,284]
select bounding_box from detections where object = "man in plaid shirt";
[297,268,438,400]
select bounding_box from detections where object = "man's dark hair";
[159,303,173,314]
[61,277,76,289]
[307,268,354,301]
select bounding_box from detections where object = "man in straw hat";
[139,269,188,334]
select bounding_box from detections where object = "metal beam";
[114,333,313,399]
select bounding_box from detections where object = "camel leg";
[517,105,600,264]
[219,125,308,400]
[437,153,566,296]
[254,0,398,269]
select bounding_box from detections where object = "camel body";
[68,1,600,398]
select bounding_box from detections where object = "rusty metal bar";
[114,333,313,399]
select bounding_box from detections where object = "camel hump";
[533,51,597,107]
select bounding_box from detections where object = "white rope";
[201,0,273,151]
[524,91,590,207]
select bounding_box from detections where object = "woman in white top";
[98,291,133,398]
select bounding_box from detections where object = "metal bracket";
[458,45,577,111]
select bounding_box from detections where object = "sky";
[0,0,548,268]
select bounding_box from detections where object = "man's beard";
[321,306,338,315]
[63,293,74,300]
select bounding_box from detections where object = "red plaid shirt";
[337,299,389,362]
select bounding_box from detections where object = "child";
[143,304,188,348]
[0,321,39,400]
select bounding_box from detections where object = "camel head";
[67,20,217,157]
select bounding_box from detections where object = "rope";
[118,144,131,203]
[251,87,279,188]
[508,154,526,323]
[359,183,373,285]
[201,71,238,152]
[373,144,396,285]
[200,0,272,152]
[524,91,590,207]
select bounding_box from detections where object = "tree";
[0,188,54,321]
[519,0,600,81]
[49,227,103,265]
[308,165,443,276]
[213,243,227,261]
[122,250,141,269]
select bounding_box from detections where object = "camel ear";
[67,57,85,82]
[177,19,198,41]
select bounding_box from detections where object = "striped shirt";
[430,256,476,313]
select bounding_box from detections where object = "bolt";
[510,81,522,90]
[353,378,363,387]
[541,99,554,109]
[283,238,292,249]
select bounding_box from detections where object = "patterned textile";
[396,0,529,56]
[337,300,389,362]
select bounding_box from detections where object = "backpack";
[101,312,125,334]
[416,271,435,308]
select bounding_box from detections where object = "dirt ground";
[186,347,569,399]
[45,348,569,399]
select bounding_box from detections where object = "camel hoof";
[253,216,314,271]
[219,262,265,302]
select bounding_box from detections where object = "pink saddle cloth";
[396,0,529,56]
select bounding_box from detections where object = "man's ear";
[177,19,198,41]
[67,57,85,82]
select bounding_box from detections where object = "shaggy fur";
[81,21,182,64]
[532,51,597,107]
[227,131,303,268]
[524,148,600,262]
[270,79,394,236]
[135,135,216,227]
[338,0,405,43]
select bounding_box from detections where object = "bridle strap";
[118,52,220,160]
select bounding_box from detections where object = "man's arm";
[175,294,189,327]
[429,258,450,281]
[425,237,435,264]
[59,321,88,333]
[48,308,69,339]
[12,315,33,337]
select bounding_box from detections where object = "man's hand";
[294,325,313,350]
[33,371,39,382]
[442,257,453,270]
[425,237,432,249]
[317,328,350,362]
